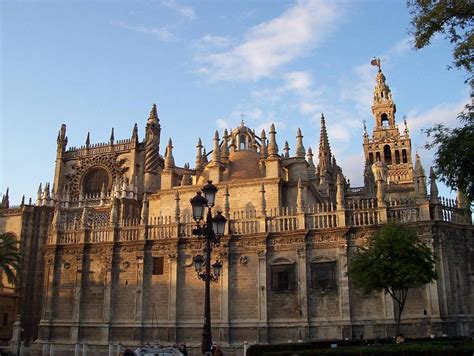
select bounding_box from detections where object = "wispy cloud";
[113,21,175,42]
[406,98,467,130]
[160,0,196,20]
[198,34,233,49]
[196,0,340,81]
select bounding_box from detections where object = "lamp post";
[190,181,227,355]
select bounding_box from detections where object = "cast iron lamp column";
[190,181,227,355]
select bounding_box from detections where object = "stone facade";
[0,68,473,350]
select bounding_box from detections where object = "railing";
[57,231,81,244]
[148,223,177,239]
[90,228,111,243]
[229,209,260,234]
[345,198,378,226]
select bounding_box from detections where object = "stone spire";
[109,128,115,145]
[37,183,42,205]
[85,132,90,148]
[144,103,161,192]
[307,147,316,179]
[429,167,439,204]
[414,153,427,198]
[164,138,175,169]
[1,188,9,209]
[202,148,209,164]
[56,124,67,155]
[283,141,290,158]
[195,138,204,171]
[148,103,160,126]
[131,123,139,144]
[318,113,332,170]
[260,129,267,159]
[211,130,221,164]
[267,124,279,158]
[221,129,229,163]
[295,128,305,158]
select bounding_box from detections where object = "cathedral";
[0,66,472,353]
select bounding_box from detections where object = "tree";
[408,0,474,78]
[347,223,437,337]
[0,232,21,286]
[424,100,474,202]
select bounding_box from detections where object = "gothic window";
[402,149,408,163]
[152,257,164,275]
[395,150,400,164]
[381,113,389,127]
[368,153,374,164]
[239,135,246,150]
[82,168,109,195]
[271,261,295,292]
[311,261,336,291]
[383,145,392,165]
[376,152,381,162]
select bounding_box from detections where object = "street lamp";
[189,180,227,355]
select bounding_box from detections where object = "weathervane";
[370,57,382,71]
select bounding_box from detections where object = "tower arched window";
[82,167,109,195]
[402,149,408,163]
[395,150,400,164]
[383,145,392,165]
[381,113,389,127]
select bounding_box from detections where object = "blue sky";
[1,0,470,204]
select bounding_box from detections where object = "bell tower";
[363,59,413,184]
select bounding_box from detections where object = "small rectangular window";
[311,262,336,291]
[152,257,164,275]
[271,264,294,292]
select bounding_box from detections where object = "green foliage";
[408,0,474,78]
[424,106,474,202]
[346,223,437,335]
[0,232,21,286]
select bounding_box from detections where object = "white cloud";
[113,21,175,42]
[199,34,233,49]
[406,98,467,130]
[160,0,196,20]
[216,118,228,130]
[196,0,340,81]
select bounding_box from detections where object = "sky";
[0,0,470,205]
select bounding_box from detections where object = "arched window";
[368,152,374,164]
[381,113,389,127]
[239,135,246,150]
[402,149,407,163]
[383,145,392,165]
[376,152,381,162]
[395,150,400,164]
[82,168,109,195]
